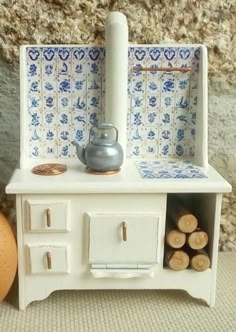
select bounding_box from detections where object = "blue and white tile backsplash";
[24,45,200,160]
[26,47,105,159]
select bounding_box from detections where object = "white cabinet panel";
[89,213,159,264]
[25,200,70,232]
[12,192,222,309]
[28,244,69,274]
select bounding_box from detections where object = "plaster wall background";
[0,0,235,250]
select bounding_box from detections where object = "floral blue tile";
[58,145,70,158]
[58,94,71,111]
[88,110,101,126]
[146,126,158,140]
[161,76,175,94]
[160,111,173,125]
[175,143,187,157]
[130,111,143,128]
[131,78,146,94]
[145,111,159,126]
[161,95,174,110]
[72,126,86,144]
[27,61,41,78]
[136,160,207,179]
[160,125,172,141]
[87,92,102,111]
[44,94,57,111]
[146,94,159,110]
[131,95,144,111]
[29,79,41,94]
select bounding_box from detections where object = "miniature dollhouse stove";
[6,12,231,309]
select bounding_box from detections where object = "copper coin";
[32,163,67,176]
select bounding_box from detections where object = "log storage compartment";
[5,12,232,310]
[164,193,219,272]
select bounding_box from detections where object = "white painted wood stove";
[6,12,231,309]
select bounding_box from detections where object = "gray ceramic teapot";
[72,123,123,172]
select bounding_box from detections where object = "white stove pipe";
[105,12,128,159]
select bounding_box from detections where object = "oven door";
[88,213,159,264]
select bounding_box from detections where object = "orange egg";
[0,212,17,302]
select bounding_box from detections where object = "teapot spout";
[72,141,86,165]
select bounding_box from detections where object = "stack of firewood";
[165,198,210,272]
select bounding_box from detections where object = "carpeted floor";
[0,253,235,332]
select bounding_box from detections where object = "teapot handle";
[89,123,118,142]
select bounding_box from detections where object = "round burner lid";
[32,163,67,176]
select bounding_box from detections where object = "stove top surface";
[6,159,231,194]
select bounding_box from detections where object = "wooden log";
[165,229,186,248]
[168,197,198,233]
[187,229,208,250]
[190,249,210,272]
[165,249,190,271]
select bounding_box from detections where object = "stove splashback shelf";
[20,44,208,169]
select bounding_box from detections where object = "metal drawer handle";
[122,221,127,241]
[46,251,52,270]
[46,208,51,227]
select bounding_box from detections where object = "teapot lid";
[92,133,116,146]
[89,123,118,146]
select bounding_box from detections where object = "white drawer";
[25,200,70,232]
[88,213,159,264]
[27,244,69,274]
